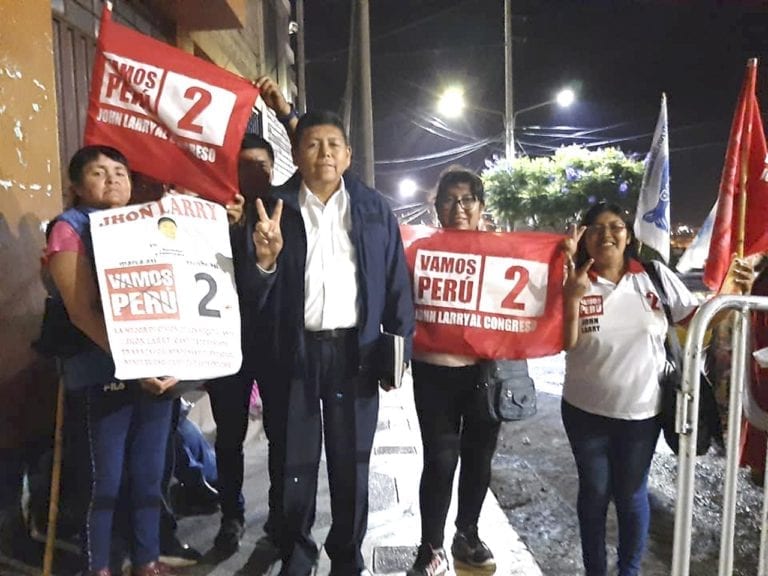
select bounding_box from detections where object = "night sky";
[302,0,768,226]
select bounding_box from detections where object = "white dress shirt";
[299,178,359,331]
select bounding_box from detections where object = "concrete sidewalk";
[0,375,541,576]
[177,373,542,575]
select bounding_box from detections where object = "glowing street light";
[399,178,418,198]
[555,87,576,108]
[437,86,465,119]
[514,86,577,120]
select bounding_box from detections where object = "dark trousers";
[159,400,181,546]
[206,372,253,522]
[83,382,173,570]
[279,330,378,576]
[561,400,660,576]
[411,361,501,548]
[259,372,288,539]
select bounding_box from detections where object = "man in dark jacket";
[209,75,298,557]
[240,110,414,576]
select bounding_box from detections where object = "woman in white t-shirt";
[561,202,750,576]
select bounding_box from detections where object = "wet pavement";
[1,374,541,575]
[492,354,766,576]
[5,354,766,575]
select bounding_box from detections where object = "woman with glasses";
[561,202,752,576]
[406,168,498,576]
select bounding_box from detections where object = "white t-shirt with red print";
[563,259,698,420]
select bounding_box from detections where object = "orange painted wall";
[0,0,63,446]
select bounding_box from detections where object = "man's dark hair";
[68,145,129,185]
[295,110,348,146]
[157,216,177,227]
[435,166,485,206]
[241,133,275,165]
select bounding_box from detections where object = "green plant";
[482,146,645,231]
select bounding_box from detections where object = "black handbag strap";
[642,261,686,381]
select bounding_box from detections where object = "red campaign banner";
[704,59,768,289]
[83,6,259,205]
[401,225,566,360]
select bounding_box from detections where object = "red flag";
[401,225,565,360]
[704,60,768,289]
[84,6,258,204]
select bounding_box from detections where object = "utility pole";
[358,0,375,187]
[296,0,306,114]
[341,1,358,136]
[504,0,514,160]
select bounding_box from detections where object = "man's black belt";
[305,328,357,340]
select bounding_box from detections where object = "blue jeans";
[84,381,173,571]
[175,411,218,488]
[561,400,660,576]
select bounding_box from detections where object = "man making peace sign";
[239,110,414,576]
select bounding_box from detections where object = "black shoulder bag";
[477,359,537,422]
[643,261,721,456]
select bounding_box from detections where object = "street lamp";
[436,85,575,126]
[509,87,576,159]
[436,86,465,119]
[556,88,575,108]
[399,178,418,199]
[434,85,576,161]
[512,87,576,122]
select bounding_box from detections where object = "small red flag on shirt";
[83,5,258,205]
[704,59,768,290]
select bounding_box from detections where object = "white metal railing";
[672,294,768,576]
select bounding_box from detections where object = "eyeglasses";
[586,223,627,234]
[437,196,478,211]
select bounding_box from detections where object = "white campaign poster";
[90,195,242,380]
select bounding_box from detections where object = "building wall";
[0,0,294,445]
[0,0,61,448]
[0,0,63,387]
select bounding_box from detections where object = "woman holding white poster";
[44,145,177,576]
[406,167,499,576]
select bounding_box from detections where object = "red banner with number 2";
[402,225,565,360]
[84,6,258,205]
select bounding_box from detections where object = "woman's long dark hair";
[575,202,639,267]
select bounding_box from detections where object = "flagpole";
[718,57,759,576]
[737,58,758,259]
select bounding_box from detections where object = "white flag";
[676,202,716,273]
[634,94,670,262]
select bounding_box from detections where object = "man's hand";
[140,376,179,396]
[253,198,284,271]
[254,76,291,118]
[226,193,245,225]
[721,253,756,295]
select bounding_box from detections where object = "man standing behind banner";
[207,76,298,557]
[240,110,414,576]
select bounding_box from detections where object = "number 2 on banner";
[501,266,529,311]
[177,87,212,134]
[195,272,221,318]
[158,72,237,147]
[478,256,548,318]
